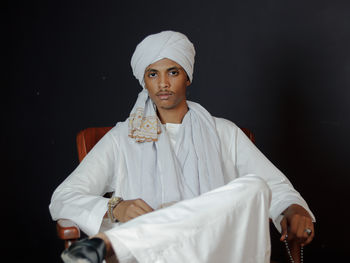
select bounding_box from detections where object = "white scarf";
[121,31,225,208]
[119,99,226,208]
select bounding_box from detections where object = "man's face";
[144,58,190,111]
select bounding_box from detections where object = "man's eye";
[169,70,179,76]
[148,72,157,77]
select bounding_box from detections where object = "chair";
[56,127,256,248]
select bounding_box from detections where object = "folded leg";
[105,175,272,263]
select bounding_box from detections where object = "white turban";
[131,30,196,87]
[128,31,196,142]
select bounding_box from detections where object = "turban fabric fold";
[131,31,195,87]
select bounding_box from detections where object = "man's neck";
[157,101,188,124]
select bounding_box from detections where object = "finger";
[125,203,147,219]
[297,217,314,246]
[302,222,315,246]
[303,231,314,246]
[280,217,288,241]
[296,216,307,243]
[132,204,149,216]
[127,208,143,218]
[288,214,300,241]
[135,199,154,213]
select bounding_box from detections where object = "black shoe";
[61,238,106,263]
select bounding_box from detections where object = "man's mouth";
[157,92,173,100]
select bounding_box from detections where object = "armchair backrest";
[76,127,112,162]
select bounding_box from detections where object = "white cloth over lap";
[106,176,272,263]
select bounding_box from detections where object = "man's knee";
[251,176,271,202]
[238,175,271,201]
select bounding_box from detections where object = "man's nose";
[158,74,169,89]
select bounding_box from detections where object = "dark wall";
[7,0,349,261]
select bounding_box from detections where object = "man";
[50,31,315,263]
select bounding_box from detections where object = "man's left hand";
[280,204,315,246]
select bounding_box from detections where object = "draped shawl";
[121,31,225,207]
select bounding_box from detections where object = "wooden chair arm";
[57,219,81,248]
[241,127,255,144]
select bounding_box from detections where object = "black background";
[6,0,349,262]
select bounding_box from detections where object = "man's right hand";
[113,198,154,222]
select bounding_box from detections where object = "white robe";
[49,117,315,262]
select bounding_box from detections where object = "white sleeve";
[49,131,119,236]
[233,127,315,232]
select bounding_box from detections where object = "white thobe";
[49,117,314,262]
